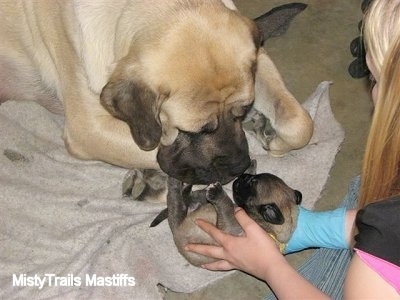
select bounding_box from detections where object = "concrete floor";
[166,0,372,299]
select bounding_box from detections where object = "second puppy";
[167,173,302,267]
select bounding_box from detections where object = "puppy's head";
[100,3,261,184]
[233,173,302,242]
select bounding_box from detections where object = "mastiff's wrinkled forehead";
[101,2,261,184]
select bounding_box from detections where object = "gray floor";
[165,0,372,299]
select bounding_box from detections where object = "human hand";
[184,208,284,280]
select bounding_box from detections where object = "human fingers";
[184,243,224,260]
[201,260,235,271]
[234,207,260,232]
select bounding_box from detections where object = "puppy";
[166,174,302,267]
[0,1,312,186]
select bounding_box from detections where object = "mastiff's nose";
[212,155,251,183]
[229,157,251,178]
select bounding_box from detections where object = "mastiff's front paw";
[122,169,146,199]
[243,108,276,151]
[123,168,167,201]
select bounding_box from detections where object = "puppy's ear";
[294,190,302,205]
[258,203,284,225]
[100,79,162,151]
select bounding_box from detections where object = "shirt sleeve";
[354,195,400,267]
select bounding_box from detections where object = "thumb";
[234,207,258,232]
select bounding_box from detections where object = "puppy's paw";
[206,182,223,203]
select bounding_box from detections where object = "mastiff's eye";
[251,61,258,77]
[200,120,218,133]
[232,104,253,119]
[243,104,253,115]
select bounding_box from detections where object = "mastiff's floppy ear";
[254,3,307,42]
[100,78,162,151]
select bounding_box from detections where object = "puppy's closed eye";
[258,203,284,225]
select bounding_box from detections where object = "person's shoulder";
[359,195,400,226]
[355,195,400,266]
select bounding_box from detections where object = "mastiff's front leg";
[254,49,313,157]
[61,86,158,169]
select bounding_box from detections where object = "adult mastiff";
[0,0,313,184]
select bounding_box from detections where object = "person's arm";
[260,251,330,299]
[344,254,399,299]
[185,208,329,299]
[284,207,357,253]
[345,209,357,245]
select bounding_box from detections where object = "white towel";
[0,81,343,299]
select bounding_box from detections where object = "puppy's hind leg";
[166,177,192,233]
[206,183,242,236]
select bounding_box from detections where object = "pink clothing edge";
[354,248,400,294]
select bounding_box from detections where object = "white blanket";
[0,81,343,299]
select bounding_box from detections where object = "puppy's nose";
[237,173,253,184]
[233,173,254,207]
[233,173,255,193]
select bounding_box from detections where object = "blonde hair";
[359,0,400,208]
